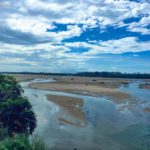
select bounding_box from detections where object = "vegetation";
[0,135,48,150]
[2,71,150,79]
[0,75,39,150]
[0,97,36,135]
[75,71,150,79]
[0,134,32,150]
[31,137,48,150]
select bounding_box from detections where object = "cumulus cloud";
[65,37,150,54]
[0,0,150,72]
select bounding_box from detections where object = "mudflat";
[30,82,130,102]
[47,94,84,120]
[13,74,130,88]
[13,74,131,102]
[140,83,150,90]
[47,94,85,127]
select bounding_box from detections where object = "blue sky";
[0,0,150,73]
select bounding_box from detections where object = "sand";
[47,94,85,120]
[30,82,130,103]
[13,74,130,88]
[12,74,131,102]
[58,117,83,127]
[143,107,150,112]
[50,76,130,89]
[139,83,150,90]
[47,94,85,127]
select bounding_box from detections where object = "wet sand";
[50,76,130,89]
[13,74,130,88]
[47,94,84,120]
[30,82,131,103]
[58,117,83,127]
[47,94,85,127]
[12,74,131,102]
[140,83,150,90]
[143,107,150,112]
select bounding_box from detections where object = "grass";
[31,136,49,150]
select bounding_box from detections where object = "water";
[21,79,150,150]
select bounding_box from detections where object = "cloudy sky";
[0,0,150,73]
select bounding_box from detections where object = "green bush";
[0,134,32,150]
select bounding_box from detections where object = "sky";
[0,0,150,73]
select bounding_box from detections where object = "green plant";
[31,137,48,150]
[0,98,36,136]
[0,75,23,101]
[0,134,32,150]
[0,75,36,136]
[0,128,8,141]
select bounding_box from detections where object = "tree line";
[2,71,150,79]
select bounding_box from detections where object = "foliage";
[0,75,23,101]
[0,128,8,141]
[0,74,36,136]
[0,98,36,136]
[31,137,48,150]
[0,74,45,150]
[0,134,32,150]
[0,135,48,150]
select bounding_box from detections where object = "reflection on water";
[21,79,150,150]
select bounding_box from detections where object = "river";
[21,79,150,150]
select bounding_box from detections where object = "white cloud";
[127,16,150,34]
[0,0,150,72]
[65,37,150,54]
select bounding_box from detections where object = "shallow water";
[21,79,150,150]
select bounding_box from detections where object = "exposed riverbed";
[21,78,150,150]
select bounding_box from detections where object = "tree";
[0,98,36,135]
[0,75,36,136]
[0,75,23,101]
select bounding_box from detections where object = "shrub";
[0,134,32,150]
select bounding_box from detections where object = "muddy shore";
[139,83,150,90]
